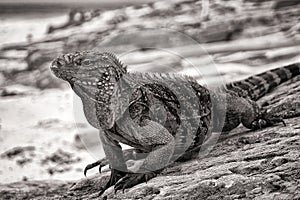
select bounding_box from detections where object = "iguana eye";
[74,57,82,65]
[101,55,109,60]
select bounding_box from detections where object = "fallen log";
[120,35,300,65]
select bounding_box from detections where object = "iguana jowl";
[50,51,300,194]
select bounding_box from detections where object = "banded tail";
[225,63,300,101]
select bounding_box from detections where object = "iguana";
[50,51,300,195]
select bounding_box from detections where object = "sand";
[0,88,107,183]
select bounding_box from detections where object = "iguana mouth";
[50,52,83,81]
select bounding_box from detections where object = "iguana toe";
[84,149,143,177]
[114,171,157,193]
[84,158,109,176]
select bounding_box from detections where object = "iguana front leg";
[97,131,128,196]
[84,148,146,176]
[114,119,175,192]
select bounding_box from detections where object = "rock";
[1,146,35,159]
[273,0,300,9]
[0,180,71,200]
[26,44,64,71]
[1,146,36,167]
[12,64,66,89]
[0,73,5,86]
[0,84,38,97]
[41,149,81,166]
[40,149,81,176]
[0,59,28,74]
[47,9,101,34]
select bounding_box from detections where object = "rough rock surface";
[0,70,299,200]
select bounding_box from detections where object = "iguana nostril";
[57,58,65,66]
[50,60,59,69]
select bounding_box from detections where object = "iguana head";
[50,51,127,88]
[50,51,127,129]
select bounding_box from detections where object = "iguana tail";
[225,63,300,101]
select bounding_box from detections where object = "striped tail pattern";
[225,63,300,101]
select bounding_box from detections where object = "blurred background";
[0,0,300,184]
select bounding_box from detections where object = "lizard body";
[50,51,300,194]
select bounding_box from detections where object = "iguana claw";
[84,149,142,177]
[114,171,157,193]
[97,168,127,196]
[84,158,109,177]
[251,111,286,130]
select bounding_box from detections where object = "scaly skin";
[50,51,300,195]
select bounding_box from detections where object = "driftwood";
[120,35,300,65]
[0,69,299,200]
[47,9,100,34]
